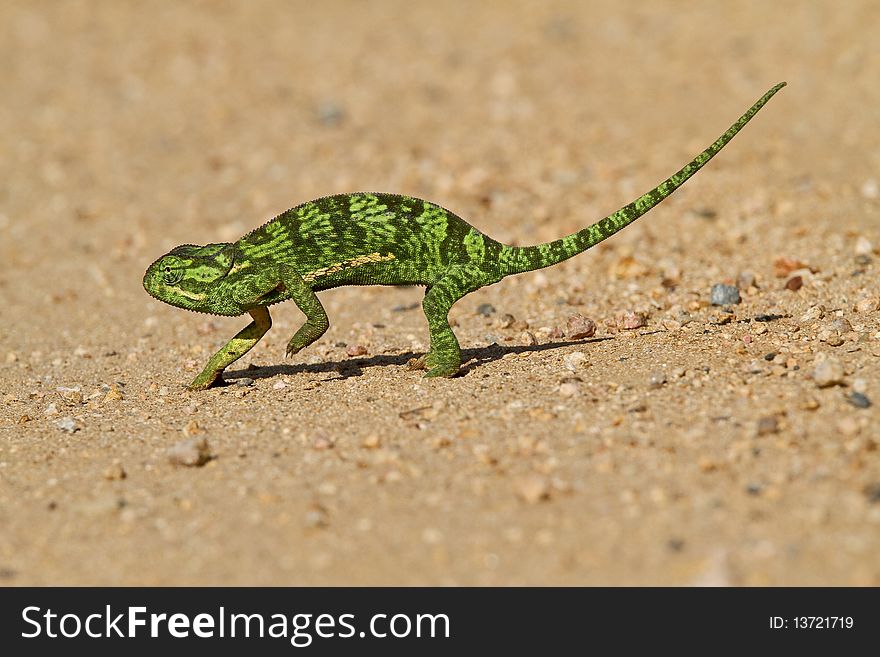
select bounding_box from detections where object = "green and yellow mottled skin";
[144,83,785,390]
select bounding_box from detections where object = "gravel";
[710,284,741,306]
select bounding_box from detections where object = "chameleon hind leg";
[189,307,272,390]
[419,265,488,378]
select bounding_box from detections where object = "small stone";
[311,433,335,450]
[618,310,648,330]
[855,297,880,313]
[812,358,845,388]
[710,284,741,306]
[56,417,78,433]
[494,313,516,329]
[855,236,874,256]
[362,434,381,449]
[103,463,127,481]
[304,506,329,528]
[182,419,201,437]
[565,314,597,339]
[837,417,860,437]
[829,317,853,334]
[562,351,588,371]
[316,102,345,126]
[648,371,667,388]
[784,275,803,291]
[520,331,538,346]
[737,271,757,290]
[236,377,255,387]
[44,402,58,416]
[346,344,368,357]
[763,352,777,361]
[558,382,579,398]
[756,415,780,436]
[167,438,212,467]
[800,305,825,323]
[860,178,879,200]
[6,352,18,363]
[58,387,84,405]
[272,380,287,390]
[801,397,820,411]
[103,385,124,401]
[476,303,496,317]
[516,474,551,504]
[863,483,880,504]
[774,256,810,278]
[847,392,871,409]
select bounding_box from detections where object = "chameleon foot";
[421,352,461,378]
[188,368,224,391]
[423,362,461,378]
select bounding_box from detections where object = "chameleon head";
[143,243,239,315]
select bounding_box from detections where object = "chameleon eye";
[161,260,184,285]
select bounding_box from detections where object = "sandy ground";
[1,1,878,586]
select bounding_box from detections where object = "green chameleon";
[144,83,785,390]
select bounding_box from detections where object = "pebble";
[362,434,381,448]
[103,463,127,481]
[167,438,212,467]
[272,380,287,390]
[756,415,780,436]
[56,417,78,433]
[493,313,516,329]
[784,275,803,291]
[516,474,551,504]
[520,331,538,346]
[311,433,335,450]
[773,256,810,278]
[847,392,871,409]
[475,303,496,316]
[648,371,667,388]
[710,284,741,306]
[812,358,845,388]
[617,310,647,330]
[558,382,579,398]
[346,344,368,357]
[44,402,58,416]
[837,417,860,437]
[103,385,124,401]
[737,271,757,290]
[800,305,825,323]
[565,314,596,339]
[304,506,329,528]
[562,351,588,371]
[235,377,255,387]
[861,178,879,200]
[855,236,874,256]
[855,297,880,313]
[316,101,345,126]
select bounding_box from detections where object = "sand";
[1,0,878,585]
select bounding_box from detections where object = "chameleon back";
[236,192,501,290]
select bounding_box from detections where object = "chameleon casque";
[144,83,785,390]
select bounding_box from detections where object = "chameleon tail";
[498,82,786,276]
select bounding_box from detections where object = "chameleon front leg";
[279,265,330,357]
[189,307,272,390]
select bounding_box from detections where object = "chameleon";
[144,82,785,390]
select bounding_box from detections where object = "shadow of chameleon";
[221,336,615,385]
